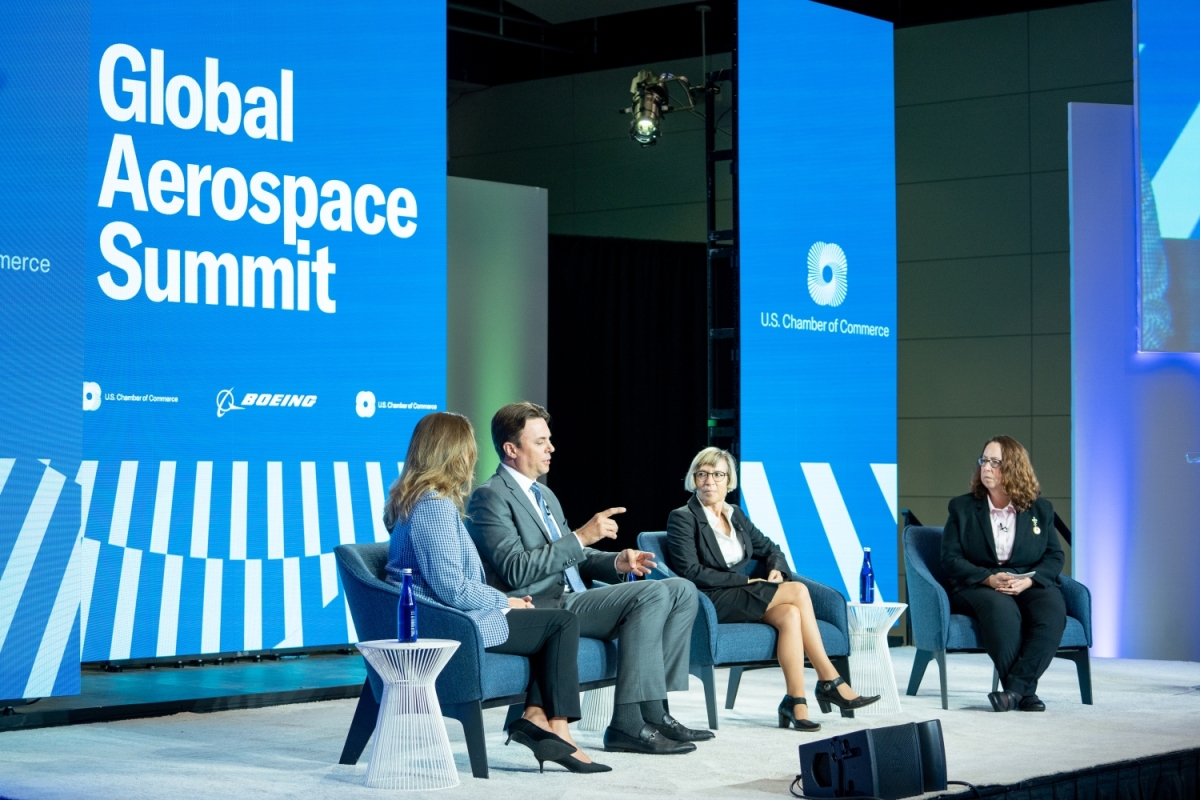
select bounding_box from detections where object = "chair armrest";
[903,535,951,652]
[795,576,848,639]
[416,598,490,705]
[1058,575,1093,647]
[688,592,721,667]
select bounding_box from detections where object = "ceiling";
[448,0,1102,86]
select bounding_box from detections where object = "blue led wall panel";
[1138,0,1200,351]
[79,0,446,660]
[0,1,88,699]
[738,1,897,600]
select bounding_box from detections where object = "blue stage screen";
[77,0,445,661]
[1138,0,1200,351]
[738,1,897,602]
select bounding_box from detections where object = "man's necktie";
[530,482,588,594]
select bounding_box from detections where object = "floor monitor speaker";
[797,719,947,799]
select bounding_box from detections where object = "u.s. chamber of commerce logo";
[216,389,316,417]
[807,242,848,307]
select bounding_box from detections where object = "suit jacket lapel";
[975,498,999,563]
[689,495,725,566]
[496,467,554,544]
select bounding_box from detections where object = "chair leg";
[691,664,719,730]
[502,703,523,731]
[933,650,948,711]
[338,679,379,765]
[445,701,489,779]
[1057,648,1093,705]
[906,649,932,697]
[725,667,744,710]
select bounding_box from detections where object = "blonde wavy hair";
[969,435,1041,512]
[383,412,478,530]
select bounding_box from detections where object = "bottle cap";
[864,547,871,552]
[402,568,412,574]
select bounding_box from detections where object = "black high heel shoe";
[815,677,880,715]
[777,695,822,732]
[505,719,576,769]
[548,753,613,773]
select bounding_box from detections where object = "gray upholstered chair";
[334,542,617,779]
[637,531,852,728]
[902,525,1093,709]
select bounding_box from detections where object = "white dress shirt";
[701,502,745,567]
[988,496,1017,563]
[501,463,586,549]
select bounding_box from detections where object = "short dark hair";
[491,402,552,458]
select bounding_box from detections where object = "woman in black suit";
[941,435,1066,712]
[666,447,878,732]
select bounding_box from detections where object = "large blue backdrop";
[738,1,897,601]
[0,0,446,695]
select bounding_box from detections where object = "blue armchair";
[334,543,618,779]
[902,525,1093,709]
[637,531,852,728]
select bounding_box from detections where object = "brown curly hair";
[969,435,1041,512]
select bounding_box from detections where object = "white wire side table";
[846,602,907,716]
[356,639,461,791]
[578,685,615,731]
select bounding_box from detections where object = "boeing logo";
[216,389,316,417]
[807,242,848,307]
[216,388,243,418]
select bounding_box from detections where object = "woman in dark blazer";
[941,435,1066,713]
[666,447,878,732]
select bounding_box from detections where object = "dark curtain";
[546,235,708,553]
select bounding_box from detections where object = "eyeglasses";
[693,471,728,483]
[977,457,1003,469]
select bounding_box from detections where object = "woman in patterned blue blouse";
[384,412,609,774]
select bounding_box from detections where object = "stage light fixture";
[621,70,695,146]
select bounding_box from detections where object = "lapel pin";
[1032,516,1041,535]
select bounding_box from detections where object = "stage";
[0,647,1197,799]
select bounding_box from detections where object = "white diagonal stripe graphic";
[79,537,100,654]
[267,462,284,559]
[0,464,67,652]
[24,527,83,698]
[243,559,262,651]
[201,558,223,653]
[109,546,142,660]
[869,463,898,524]
[156,554,184,656]
[301,462,321,558]
[230,462,248,560]
[1152,99,1200,237]
[801,462,865,601]
[333,462,356,545]
[190,462,212,559]
[109,461,138,548]
[149,461,176,554]
[366,462,389,542]
[278,556,303,648]
[320,551,338,606]
[738,462,795,572]
[0,458,16,495]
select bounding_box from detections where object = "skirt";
[705,581,780,624]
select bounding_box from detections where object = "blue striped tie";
[530,482,588,594]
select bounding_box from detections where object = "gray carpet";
[1,648,1198,799]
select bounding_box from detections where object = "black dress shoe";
[987,690,1022,712]
[777,695,822,732]
[548,753,613,773]
[603,723,697,754]
[505,718,575,769]
[1018,694,1045,712]
[815,677,881,714]
[648,713,715,741]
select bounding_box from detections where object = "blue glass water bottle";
[398,568,418,642]
[859,547,874,604]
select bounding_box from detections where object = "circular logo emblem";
[215,388,243,418]
[806,242,848,307]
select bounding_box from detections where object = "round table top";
[847,601,907,610]
[356,638,460,652]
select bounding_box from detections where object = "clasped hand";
[986,573,1033,595]
[508,595,534,609]
[749,570,785,584]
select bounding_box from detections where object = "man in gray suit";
[466,402,711,754]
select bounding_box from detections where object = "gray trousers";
[563,577,697,705]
